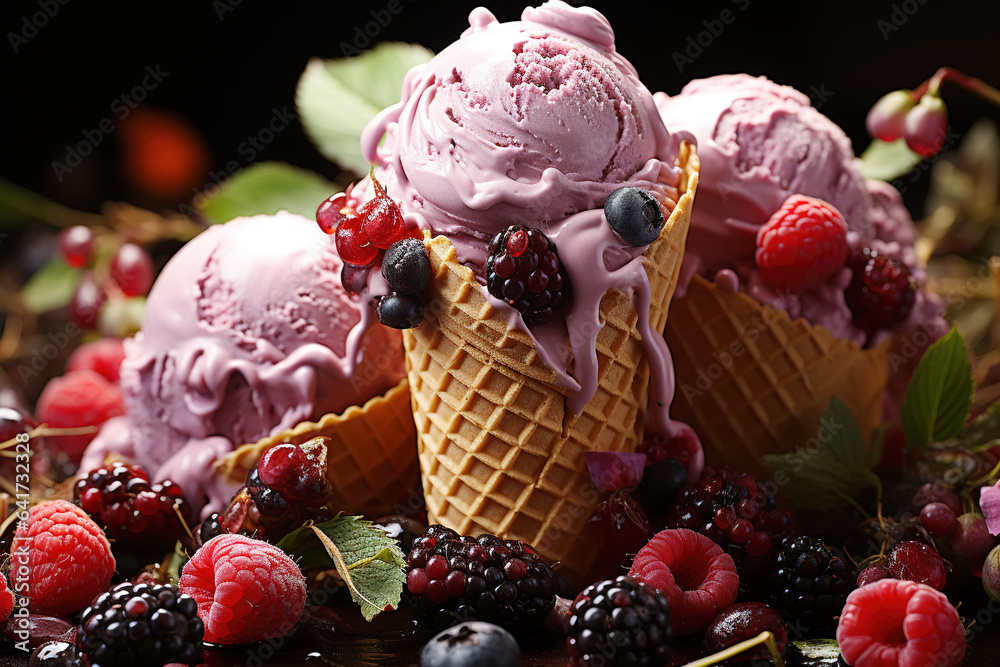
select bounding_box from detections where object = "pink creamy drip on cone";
[342,1,696,442]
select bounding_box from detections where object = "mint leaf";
[22,258,80,313]
[199,162,339,224]
[860,138,923,181]
[296,43,433,176]
[277,514,405,621]
[901,327,973,450]
[763,397,881,511]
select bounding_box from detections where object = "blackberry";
[73,464,190,552]
[485,225,570,326]
[565,575,672,666]
[666,467,790,571]
[845,244,916,333]
[78,582,203,667]
[769,535,854,630]
[405,525,556,632]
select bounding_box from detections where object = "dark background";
[3,0,1000,217]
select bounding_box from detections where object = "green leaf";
[901,327,973,450]
[200,162,339,224]
[296,42,434,176]
[165,540,190,585]
[763,397,881,511]
[791,639,841,665]
[859,138,924,181]
[277,514,405,621]
[21,258,80,313]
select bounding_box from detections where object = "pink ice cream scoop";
[350,1,694,451]
[82,212,405,516]
[656,73,945,349]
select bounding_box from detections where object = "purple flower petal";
[585,451,647,492]
[981,483,1000,537]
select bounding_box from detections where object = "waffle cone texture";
[665,275,890,478]
[403,142,700,583]
[214,378,420,518]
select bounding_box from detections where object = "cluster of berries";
[867,89,948,158]
[316,173,431,329]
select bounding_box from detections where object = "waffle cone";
[665,275,890,477]
[213,378,419,518]
[403,143,699,583]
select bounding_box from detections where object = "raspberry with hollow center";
[837,579,965,667]
[179,534,306,645]
[628,528,739,635]
[754,194,848,291]
[11,500,116,615]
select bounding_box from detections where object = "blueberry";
[376,293,424,329]
[420,622,520,667]
[382,237,432,295]
[604,187,664,247]
[637,457,687,516]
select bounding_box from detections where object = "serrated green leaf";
[199,162,339,224]
[764,397,880,511]
[901,327,973,450]
[21,257,80,313]
[296,42,433,176]
[277,514,405,621]
[860,138,924,181]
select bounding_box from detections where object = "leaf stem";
[681,631,785,667]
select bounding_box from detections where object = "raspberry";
[405,525,556,633]
[36,370,126,462]
[179,534,306,645]
[11,500,116,615]
[666,467,789,573]
[565,575,672,666]
[845,245,917,334]
[704,602,788,660]
[754,194,848,291]
[485,225,571,327]
[73,463,190,552]
[0,571,13,620]
[837,579,966,667]
[768,535,854,629]
[628,529,739,635]
[78,582,203,666]
[888,541,948,590]
[66,338,126,383]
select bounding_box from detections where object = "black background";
[3,0,1000,217]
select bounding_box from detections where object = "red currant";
[316,193,354,235]
[919,502,957,537]
[57,225,95,268]
[110,243,154,297]
[904,94,948,158]
[69,272,107,330]
[358,176,406,250]
[335,215,378,267]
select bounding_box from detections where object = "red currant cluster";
[316,171,432,329]
[57,225,154,331]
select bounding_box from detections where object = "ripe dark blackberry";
[485,225,570,326]
[666,467,789,571]
[565,575,672,667]
[769,535,854,630]
[78,582,203,667]
[845,244,916,333]
[74,464,190,551]
[405,525,556,632]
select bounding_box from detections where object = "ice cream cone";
[665,274,890,478]
[213,378,419,518]
[403,143,699,583]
